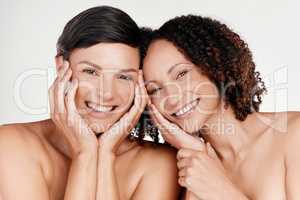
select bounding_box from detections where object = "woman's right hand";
[49,59,98,159]
[148,104,204,200]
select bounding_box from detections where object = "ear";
[55,56,64,72]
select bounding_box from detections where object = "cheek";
[115,82,135,105]
[194,82,220,113]
[150,92,167,113]
[75,78,100,104]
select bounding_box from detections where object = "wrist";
[226,184,248,200]
[98,146,116,161]
[72,149,98,164]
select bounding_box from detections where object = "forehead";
[143,40,189,80]
[69,42,140,70]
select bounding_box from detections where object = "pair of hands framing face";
[49,60,148,158]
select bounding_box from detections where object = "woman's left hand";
[98,71,148,155]
[149,104,247,199]
[177,145,243,199]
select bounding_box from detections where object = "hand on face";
[149,104,237,199]
[148,104,205,150]
[98,70,148,154]
[49,59,98,159]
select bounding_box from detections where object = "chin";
[84,116,118,133]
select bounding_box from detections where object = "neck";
[201,105,259,162]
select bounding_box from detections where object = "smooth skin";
[143,39,300,200]
[0,43,180,200]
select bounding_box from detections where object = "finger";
[179,177,197,193]
[66,78,79,125]
[150,104,206,150]
[138,71,148,112]
[148,104,174,132]
[54,62,71,114]
[48,85,55,116]
[185,192,199,200]
[147,104,171,139]
[177,157,192,169]
[178,176,189,188]
[149,107,164,131]
[177,148,201,160]
[126,84,142,127]
[56,60,69,79]
[58,67,72,114]
[178,167,189,177]
[130,73,146,123]
[148,104,184,148]
[128,72,148,126]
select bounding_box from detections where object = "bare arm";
[96,151,120,200]
[0,130,50,200]
[0,127,98,200]
[49,60,99,200]
[64,150,98,200]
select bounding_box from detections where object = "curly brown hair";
[142,15,267,121]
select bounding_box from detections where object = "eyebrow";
[167,62,192,75]
[145,62,193,86]
[77,60,138,73]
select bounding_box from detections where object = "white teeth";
[174,99,199,117]
[87,102,113,113]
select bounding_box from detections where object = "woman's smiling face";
[65,42,140,134]
[143,40,221,133]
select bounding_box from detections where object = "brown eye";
[148,87,161,95]
[83,68,97,76]
[117,74,133,81]
[176,70,189,80]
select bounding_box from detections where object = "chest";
[114,151,144,199]
[45,148,143,200]
[229,148,286,200]
[43,148,69,200]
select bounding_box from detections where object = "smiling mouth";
[85,101,117,113]
[172,98,200,117]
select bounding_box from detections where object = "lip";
[171,98,200,118]
[85,101,117,118]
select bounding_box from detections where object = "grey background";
[0,0,298,124]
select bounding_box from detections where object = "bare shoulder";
[0,123,50,199]
[0,123,46,159]
[129,142,180,199]
[280,112,300,153]
[0,122,52,176]
[287,111,300,129]
[137,142,178,169]
[253,111,300,156]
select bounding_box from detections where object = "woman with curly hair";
[142,15,300,199]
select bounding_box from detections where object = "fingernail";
[200,137,205,143]
[207,142,213,150]
[64,60,69,67]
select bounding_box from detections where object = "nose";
[163,83,181,112]
[97,75,114,103]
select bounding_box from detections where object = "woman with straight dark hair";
[142,15,300,199]
[0,6,180,200]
